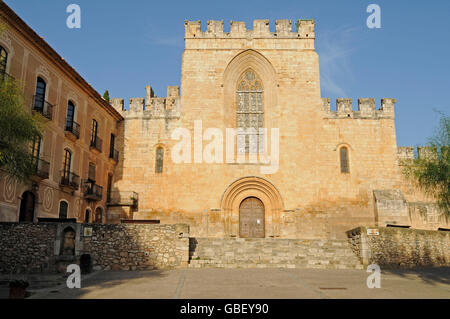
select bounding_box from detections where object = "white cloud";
[317,25,361,98]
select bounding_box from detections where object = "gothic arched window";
[155,147,164,173]
[340,146,350,173]
[236,70,263,153]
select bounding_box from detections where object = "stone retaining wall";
[0,222,189,273]
[0,223,57,273]
[83,223,189,271]
[347,226,450,268]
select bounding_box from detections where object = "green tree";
[103,90,110,103]
[0,27,44,181]
[403,113,450,215]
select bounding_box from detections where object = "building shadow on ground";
[28,269,172,299]
[381,267,450,286]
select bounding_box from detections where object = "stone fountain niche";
[61,227,76,255]
[54,223,83,272]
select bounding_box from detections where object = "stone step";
[188,237,363,270]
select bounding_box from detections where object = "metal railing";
[109,148,119,162]
[60,170,80,189]
[31,95,53,120]
[82,180,103,201]
[90,136,103,152]
[65,120,80,139]
[32,157,50,180]
[107,191,138,207]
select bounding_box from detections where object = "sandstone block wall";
[110,19,405,239]
[347,226,450,268]
[0,222,190,273]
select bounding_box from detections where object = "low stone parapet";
[347,226,450,268]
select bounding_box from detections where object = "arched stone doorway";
[19,191,35,222]
[221,176,283,238]
[239,197,265,238]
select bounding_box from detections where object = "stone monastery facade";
[109,20,447,238]
[0,2,447,239]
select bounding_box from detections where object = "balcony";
[31,95,53,120]
[60,170,80,191]
[107,191,138,208]
[90,136,102,153]
[31,157,50,182]
[65,121,80,140]
[82,180,103,201]
[109,148,119,162]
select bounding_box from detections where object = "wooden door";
[19,191,35,222]
[239,197,265,238]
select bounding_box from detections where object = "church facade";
[109,20,447,239]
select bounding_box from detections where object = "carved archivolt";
[222,49,278,132]
[220,176,283,237]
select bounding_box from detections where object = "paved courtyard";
[2,267,446,299]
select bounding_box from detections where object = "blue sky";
[5,0,450,147]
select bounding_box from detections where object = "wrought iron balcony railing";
[90,136,102,152]
[65,120,80,139]
[31,95,53,120]
[109,148,119,162]
[82,180,103,201]
[32,157,50,180]
[60,170,80,190]
[107,191,138,207]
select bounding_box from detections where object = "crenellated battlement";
[184,19,315,39]
[397,146,441,166]
[110,85,181,120]
[322,98,397,119]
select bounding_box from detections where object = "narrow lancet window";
[340,146,349,173]
[156,147,164,173]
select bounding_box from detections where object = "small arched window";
[59,201,68,219]
[62,149,72,177]
[155,147,164,173]
[84,209,91,223]
[94,207,103,224]
[340,146,350,174]
[0,45,8,74]
[91,119,98,145]
[30,135,42,159]
[66,101,75,129]
[34,77,46,110]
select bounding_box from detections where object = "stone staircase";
[188,238,364,270]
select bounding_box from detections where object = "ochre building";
[0,3,123,224]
